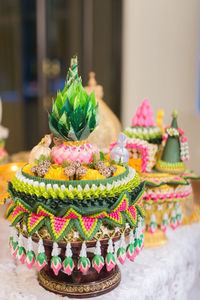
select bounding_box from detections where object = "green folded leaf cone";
[49,55,99,141]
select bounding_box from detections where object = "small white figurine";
[29,134,52,164]
[110,132,129,164]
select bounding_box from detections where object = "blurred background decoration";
[0,0,122,154]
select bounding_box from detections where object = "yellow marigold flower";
[44,166,69,180]
[128,158,142,172]
[23,164,35,176]
[113,165,126,176]
[81,169,105,180]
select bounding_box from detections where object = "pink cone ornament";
[9,236,13,249]
[105,238,116,271]
[11,241,18,258]
[140,233,144,250]
[50,242,62,276]
[63,257,74,275]
[138,217,145,247]
[17,246,26,264]
[141,218,146,233]
[134,226,143,255]
[161,213,168,233]
[51,256,62,275]
[63,242,74,275]
[78,257,91,275]
[170,210,177,230]
[78,242,91,275]
[25,237,35,269]
[36,238,47,271]
[148,214,157,234]
[105,253,116,272]
[10,228,18,258]
[148,222,157,234]
[117,233,126,264]
[36,253,47,271]
[16,234,26,264]
[92,255,104,273]
[25,251,36,269]
[126,230,136,261]
[126,244,136,261]
[176,206,182,226]
[92,240,104,273]
[117,247,126,264]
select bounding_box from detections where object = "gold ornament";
[85,72,121,151]
[144,229,167,248]
[156,109,165,134]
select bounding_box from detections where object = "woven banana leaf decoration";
[49,55,99,141]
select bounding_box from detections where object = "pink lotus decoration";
[51,143,99,165]
[132,99,155,127]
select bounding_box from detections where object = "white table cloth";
[0,217,200,300]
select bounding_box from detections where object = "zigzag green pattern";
[45,218,74,242]
[73,218,101,240]
[27,215,45,236]
[6,202,15,219]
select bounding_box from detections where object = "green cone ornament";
[49,55,99,141]
[156,110,186,174]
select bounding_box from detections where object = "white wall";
[122,0,200,172]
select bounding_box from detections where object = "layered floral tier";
[7,160,145,241]
[7,154,145,274]
[123,99,163,145]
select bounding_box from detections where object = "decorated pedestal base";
[10,230,141,298]
[39,265,120,298]
[37,237,121,298]
[21,236,122,298]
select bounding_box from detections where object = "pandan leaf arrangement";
[49,55,99,141]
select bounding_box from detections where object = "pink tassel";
[36,238,47,271]
[25,237,35,269]
[51,242,62,275]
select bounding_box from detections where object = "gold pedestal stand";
[38,265,121,298]
[144,229,167,248]
[182,204,200,225]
